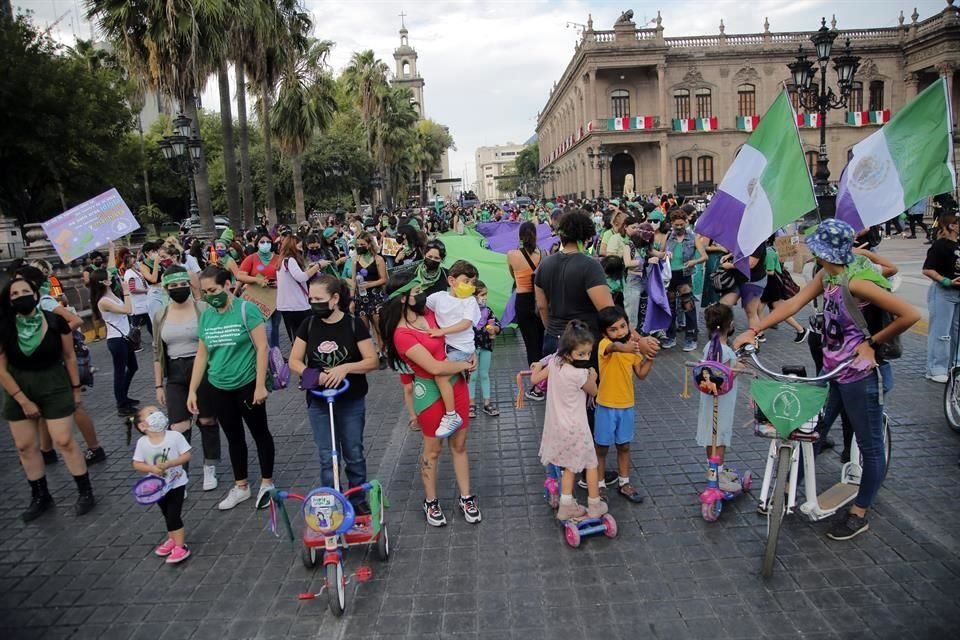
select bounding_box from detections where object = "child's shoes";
[587,498,609,519]
[436,411,464,438]
[556,501,586,521]
[166,545,191,564]
[154,538,176,557]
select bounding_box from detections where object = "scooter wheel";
[376,524,390,562]
[325,562,346,617]
[701,500,722,522]
[563,522,581,548]
[741,471,753,492]
[301,545,318,570]
[601,514,618,538]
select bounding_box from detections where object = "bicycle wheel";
[944,368,960,433]
[762,446,792,579]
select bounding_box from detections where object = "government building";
[536,3,960,200]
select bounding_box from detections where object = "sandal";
[482,402,499,417]
[468,404,477,419]
[618,483,645,504]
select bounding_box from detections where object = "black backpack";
[839,273,901,361]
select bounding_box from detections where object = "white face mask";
[145,411,168,433]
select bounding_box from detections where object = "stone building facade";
[536,4,960,200]
[475,143,528,201]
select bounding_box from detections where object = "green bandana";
[822,255,891,290]
[162,271,192,286]
[39,282,52,296]
[407,218,421,231]
[16,311,43,356]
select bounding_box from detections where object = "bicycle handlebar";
[735,343,854,383]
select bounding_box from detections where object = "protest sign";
[774,235,812,272]
[41,189,140,263]
[240,284,277,318]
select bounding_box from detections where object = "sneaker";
[154,538,176,557]
[117,405,138,417]
[458,495,482,523]
[793,328,810,344]
[524,387,545,401]
[556,500,587,521]
[202,465,218,491]
[84,447,107,465]
[682,340,697,352]
[352,500,372,516]
[435,412,464,439]
[75,491,96,516]
[41,449,58,465]
[926,373,949,383]
[256,483,275,510]
[218,484,251,511]
[577,471,618,490]
[826,513,869,541]
[166,545,191,564]
[661,338,677,349]
[423,499,447,527]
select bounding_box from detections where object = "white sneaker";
[256,483,275,510]
[202,465,218,491]
[926,374,949,384]
[435,411,464,439]
[218,484,251,510]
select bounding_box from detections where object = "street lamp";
[540,167,559,199]
[160,112,202,222]
[788,17,860,212]
[587,146,611,199]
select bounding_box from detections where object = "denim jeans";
[106,337,138,406]
[926,284,960,378]
[307,395,367,490]
[666,275,698,341]
[466,348,493,401]
[624,275,643,332]
[264,312,282,350]
[818,368,888,510]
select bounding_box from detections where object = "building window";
[402,61,410,76]
[676,157,693,184]
[869,80,884,111]
[849,81,863,112]
[695,88,712,118]
[674,89,691,120]
[806,151,818,177]
[697,156,714,185]
[737,84,756,116]
[611,89,630,118]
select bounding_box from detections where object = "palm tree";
[413,119,455,204]
[376,85,419,211]
[271,39,337,222]
[217,62,241,231]
[342,49,389,154]
[235,65,256,229]
[85,0,231,236]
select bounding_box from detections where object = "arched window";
[676,157,693,184]
[402,61,411,76]
[849,81,864,113]
[674,89,690,120]
[737,84,756,117]
[695,88,712,118]
[869,80,885,111]
[806,151,818,177]
[697,156,714,186]
[611,89,630,118]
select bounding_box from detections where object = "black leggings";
[207,379,274,482]
[514,292,544,366]
[158,485,186,531]
[180,425,221,473]
[106,337,138,406]
[281,309,309,342]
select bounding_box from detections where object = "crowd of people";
[0,188,948,561]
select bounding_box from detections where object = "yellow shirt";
[597,337,643,409]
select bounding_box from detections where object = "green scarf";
[16,310,44,356]
[144,258,155,269]
[822,255,891,290]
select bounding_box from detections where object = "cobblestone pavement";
[1,313,959,639]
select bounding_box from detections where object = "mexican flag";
[736,115,760,131]
[846,111,869,126]
[796,113,820,127]
[672,118,696,132]
[608,117,631,131]
[634,115,654,129]
[696,116,718,131]
[869,109,891,124]
[836,79,956,232]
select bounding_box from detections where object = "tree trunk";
[218,63,241,232]
[185,97,214,236]
[261,77,277,226]
[137,115,152,207]
[291,153,306,223]
[236,66,255,230]
[351,188,361,213]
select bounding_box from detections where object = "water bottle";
[358,268,369,299]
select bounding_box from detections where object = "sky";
[13,0,952,188]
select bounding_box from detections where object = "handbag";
[106,320,142,351]
[778,270,801,299]
[710,268,738,293]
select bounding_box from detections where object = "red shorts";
[418,377,471,438]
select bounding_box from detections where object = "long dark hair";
[379,272,415,371]
[519,221,538,254]
[310,273,351,312]
[89,268,111,312]
[0,274,38,326]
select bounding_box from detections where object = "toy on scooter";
[259,380,390,617]
[689,360,752,522]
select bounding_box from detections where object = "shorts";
[165,356,215,424]
[594,405,635,446]
[2,364,75,421]
[738,278,767,308]
[445,345,475,362]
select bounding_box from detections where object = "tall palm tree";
[271,39,336,222]
[217,62,241,231]
[376,85,419,211]
[342,49,389,154]
[85,0,231,236]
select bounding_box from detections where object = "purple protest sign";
[41,188,140,263]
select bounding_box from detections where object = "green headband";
[162,271,192,286]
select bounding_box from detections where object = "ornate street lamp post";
[158,112,202,222]
[788,18,860,214]
[587,146,611,199]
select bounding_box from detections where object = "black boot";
[21,477,54,523]
[73,473,96,516]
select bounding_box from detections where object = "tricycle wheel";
[701,500,722,522]
[741,471,753,492]
[325,562,345,616]
[563,522,581,548]
[601,514,618,538]
[301,545,318,570]
[376,524,390,562]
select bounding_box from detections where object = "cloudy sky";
[16,0,951,187]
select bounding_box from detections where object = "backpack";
[238,301,290,391]
[838,273,901,361]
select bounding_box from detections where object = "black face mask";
[168,288,192,304]
[311,302,334,319]
[11,295,38,316]
[408,293,428,315]
[423,258,440,272]
[611,334,630,344]
[570,359,592,369]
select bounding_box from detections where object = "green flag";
[750,380,828,439]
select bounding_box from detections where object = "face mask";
[204,291,228,309]
[216,248,227,257]
[423,258,440,272]
[145,410,168,433]
[611,334,630,344]
[93,259,103,267]
[168,288,192,304]
[258,242,273,254]
[11,295,38,316]
[570,359,592,369]
[356,245,369,254]
[408,293,428,315]
[311,302,334,319]
[453,282,476,299]
[160,258,174,268]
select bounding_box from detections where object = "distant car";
[461,197,480,208]
[179,215,231,235]
[515,196,533,207]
